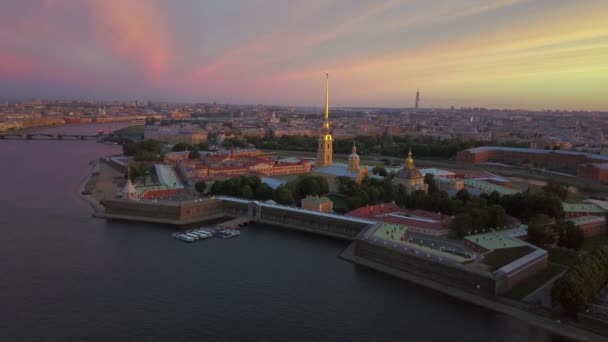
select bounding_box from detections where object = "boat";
[174,233,195,242]
[192,230,212,239]
[214,229,240,239]
[184,233,200,240]
[198,227,215,234]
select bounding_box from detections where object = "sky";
[0,0,607,110]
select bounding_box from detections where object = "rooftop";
[302,196,332,205]
[465,231,525,250]
[562,202,605,213]
[464,179,520,196]
[464,146,608,162]
[155,164,184,189]
[313,163,364,178]
[260,177,286,190]
[368,222,471,263]
[570,215,606,225]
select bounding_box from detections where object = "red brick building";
[570,216,607,238]
[346,203,452,236]
[456,146,608,183]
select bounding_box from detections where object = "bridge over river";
[0,132,142,141]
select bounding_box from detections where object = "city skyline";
[1,0,607,111]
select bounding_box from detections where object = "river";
[0,124,567,341]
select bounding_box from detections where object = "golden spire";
[316,73,333,168]
[324,73,329,120]
[406,148,415,169]
[352,141,357,153]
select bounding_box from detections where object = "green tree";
[171,142,191,152]
[242,185,254,199]
[336,176,357,196]
[487,204,507,229]
[527,214,555,247]
[300,177,321,197]
[273,186,295,205]
[555,220,584,251]
[188,150,201,159]
[123,140,163,161]
[194,180,206,194]
[254,183,274,201]
[543,179,568,201]
[552,246,608,314]
[124,165,141,180]
[196,142,210,151]
[455,189,471,203]
[424,173,438,193]
[372,166,387,177]
[210,180,224,195]
[451,213,473,237]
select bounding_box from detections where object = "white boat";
[176,234,195,242]
[184,233,200,240]
[192,231,211,239]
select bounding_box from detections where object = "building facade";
[456,146,608,183]
[394,149,428,194]
[301,196,333,213]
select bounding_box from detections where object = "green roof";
[372,222,471,262]
[465,231,525,251]
[464,179,520,196]
[562,202,606,213]
[373,222,408,239]
[302,196,332,205]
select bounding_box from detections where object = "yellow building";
[312,75,369,192]
[301,196,333,213]
[394,149,428,194]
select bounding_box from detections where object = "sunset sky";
[1,0,607,110]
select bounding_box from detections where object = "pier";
[216,217,254,230]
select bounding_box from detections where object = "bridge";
[0,133,99,140]
[0,133,141,141]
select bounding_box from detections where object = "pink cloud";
[88,0,171,83]
[0,54,37,78]
[0,53,90,87]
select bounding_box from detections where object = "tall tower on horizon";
[316,73,333,168]
[415,90,420,109]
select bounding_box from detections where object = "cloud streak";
[88,0,172,83]
[0,0,606,110]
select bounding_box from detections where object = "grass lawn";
[582,235,608,252]
[504,264,564,300]
[548,248,580,267]
[328,195,350,213]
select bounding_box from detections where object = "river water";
[0,124,566,341]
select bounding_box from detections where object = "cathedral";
[312,74,369,192]
[394,149,428,194]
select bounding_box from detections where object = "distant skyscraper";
[316,73,333,168]
[415,90,420,109]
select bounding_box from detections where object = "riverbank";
[77,159,105,213]
[77,157,125,214]
[339,242,606,341]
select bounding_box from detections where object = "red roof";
[346,203,451,231]
[345,203,401,218]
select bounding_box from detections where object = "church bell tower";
[316,73,333,168]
